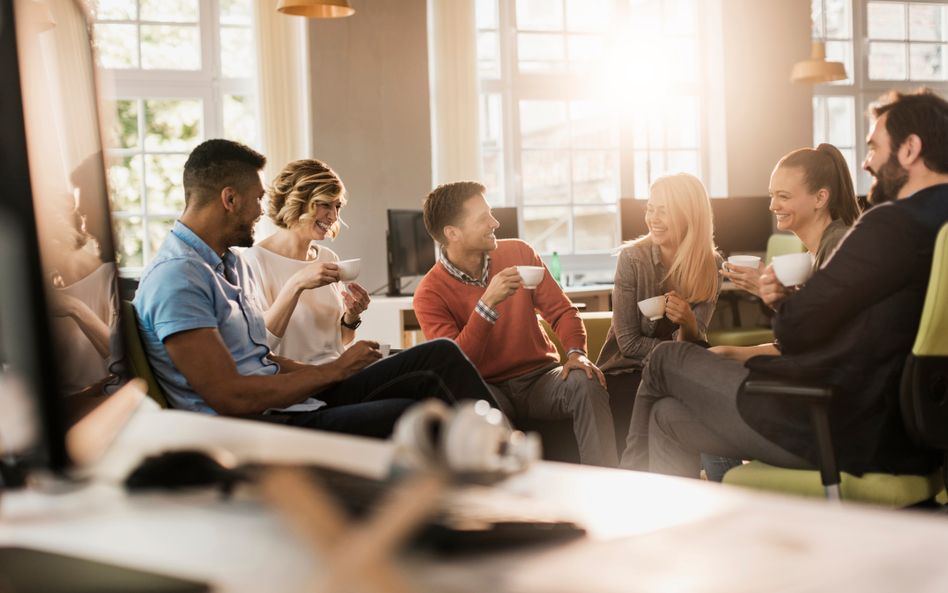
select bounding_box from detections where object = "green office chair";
[722,223,948,507]
[122,300,169,408]
[539,311,612,364]
[708,233,806,347]
[121,300,291,424]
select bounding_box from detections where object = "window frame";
[814,0,948,194]
[479,0,711,262]
[94,0,259,275]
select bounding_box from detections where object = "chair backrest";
[764,233,806,266]
[121,300,169,408]
[539,312,612,364]
[913,223,948,357]
[900,223,948,450]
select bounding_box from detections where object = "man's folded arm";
[163,328,345,415]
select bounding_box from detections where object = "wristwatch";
[340,314,362,330]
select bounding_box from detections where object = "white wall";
[307,0,432,294]
[721,0,814,197]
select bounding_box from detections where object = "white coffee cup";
[772,252,813,286]
[724,255,761,271]
[336,259,361,282]
[638,296,666,321]
[379,343,390,358]
[516,265,545,289]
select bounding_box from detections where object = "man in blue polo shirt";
[133,139,497,437]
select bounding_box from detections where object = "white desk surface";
[3,402,948,593]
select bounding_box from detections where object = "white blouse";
[242,244,347,366]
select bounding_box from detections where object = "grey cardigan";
[597,244,723,375]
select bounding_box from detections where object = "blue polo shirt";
[132,221,280,413]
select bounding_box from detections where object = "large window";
[476,0,709,256]
[812,0,948,193]
[91,0,259,274]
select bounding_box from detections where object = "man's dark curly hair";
[183,139,267,209]
[871,88,948,174]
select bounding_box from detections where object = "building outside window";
[476,0,709,256]
[812,0,948,194]
[89,0,259,275]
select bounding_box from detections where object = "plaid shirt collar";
[440,249,491,287]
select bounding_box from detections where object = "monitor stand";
[386,229,402,297]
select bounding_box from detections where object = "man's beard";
[231,219,256,248]
[867,151,909,206]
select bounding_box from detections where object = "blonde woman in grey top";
[596,173,723,457]
[712,143,862,363]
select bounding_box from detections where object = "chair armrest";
[743,380,833,406]
[742,380,841,499]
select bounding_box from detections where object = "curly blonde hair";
[267,159,348,238]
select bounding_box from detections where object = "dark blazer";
[741,184,948,476]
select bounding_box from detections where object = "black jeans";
[605,371,642,461]
[284,338,499,438]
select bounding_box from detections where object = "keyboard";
[270,465,586,554]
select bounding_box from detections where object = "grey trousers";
[489,362,618,468]
[619,341,811,477]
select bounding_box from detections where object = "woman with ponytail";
[713,143,862,363]
[596,173,723,458]
[719,143,861,295]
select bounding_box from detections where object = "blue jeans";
[285,338,498,438]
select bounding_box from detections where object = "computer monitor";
[710,197,774,256]
[0,0,130,473]
[386,209,437,296]
[619,198,650,242]
[491,207,519,240]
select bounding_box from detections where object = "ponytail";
[815,143,860,225]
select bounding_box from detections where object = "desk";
[358,285,614,348]
[3,403,948,592]
[562,283,613,312]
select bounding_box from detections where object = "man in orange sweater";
[413,182,617,467]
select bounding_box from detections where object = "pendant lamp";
[791,41,847,83]
[276,0,354,18]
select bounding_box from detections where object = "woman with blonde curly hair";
[243,159,371,365]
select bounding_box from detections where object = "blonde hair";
[626,173,720,303]
[267,159,348,238]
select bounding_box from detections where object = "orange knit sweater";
[413,240,586,383]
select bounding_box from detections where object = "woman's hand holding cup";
[293,261,340,291]
[664,290,698,341]
[719,259,765,297]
